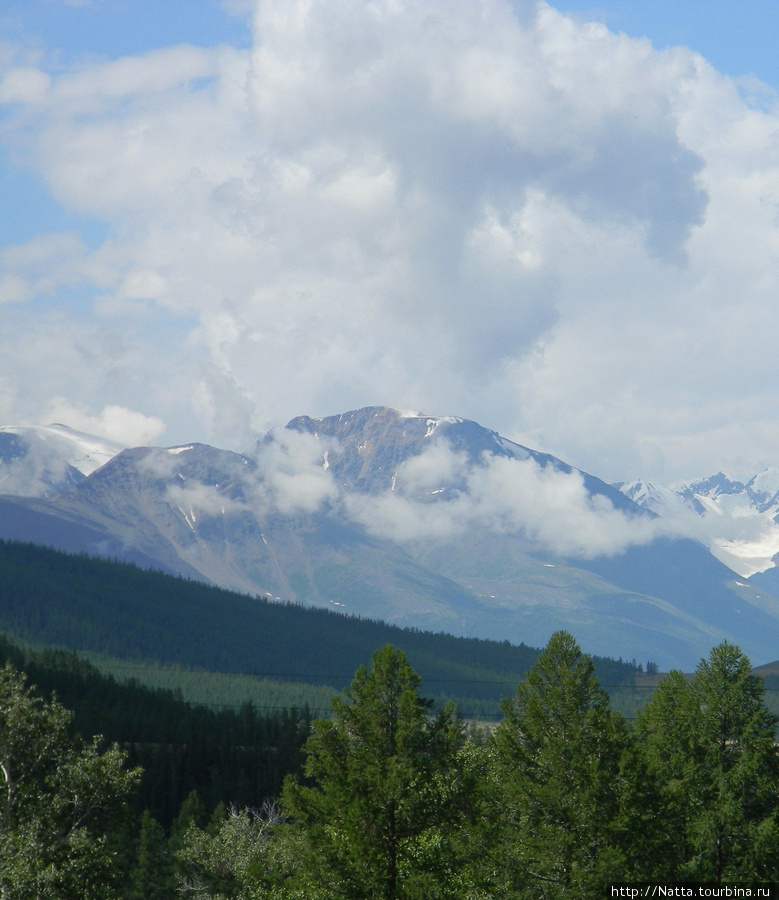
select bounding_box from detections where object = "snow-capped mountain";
[617,470,779,579]
[1,407,778,670]
[0,424,124,497]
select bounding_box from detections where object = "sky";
[2,0,779,486]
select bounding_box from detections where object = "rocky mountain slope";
[1,407,777,670]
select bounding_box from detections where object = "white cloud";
[221,0,255,17]
[0,67,51,104]
[0,437,73,497]
[1,0,779,486]
[130,429,337,521]
[345,441,663,557]
[42,400,166,446]
[0,232,89,304]
[250,427,338,516]
[166,480,246,520]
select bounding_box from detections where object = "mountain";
[287,407,638,512]
[617,470,779,583]
[0,424,124,496]
[1,407,778,670]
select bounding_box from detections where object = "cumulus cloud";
[43,400,165,446]
[0,233,90,305]
[344,442,663,557]
[1,0,779,485]
[0,67,51,105]
[342,433,779,565]
[250,427,338,516]
[0,436,74,497]
[166,480,246,520]
[128,428,337,524]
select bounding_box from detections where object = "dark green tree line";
[3,633,779,898]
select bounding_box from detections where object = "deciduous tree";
[176,801,294,900]
[0,662,140,899]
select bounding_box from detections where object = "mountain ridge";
[617,469,779,579]
[1,406,778,669]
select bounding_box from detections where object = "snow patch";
[177,506,195,530]
[619,472,779,576]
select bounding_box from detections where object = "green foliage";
[3,630,778,898]
[5,538,779,894]
[129,810,176,900]
[282,645,479,900]
[84,657,339,715]
[636,642,779,882]
[175,801,301,900]
[0,662,140,899]
[0,633,310,829]
[488,631,650,898]
[0,538,640,720]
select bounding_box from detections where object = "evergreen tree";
[0,662,140,899]
[489,631,645,898]
[129,811,176,900]
[632,669,702,876]
[282,645,477,900]
[636,642,779,881]
[169,790,209,856]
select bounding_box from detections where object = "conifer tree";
[489,631,644,898]
[632,668,702,876]
[636,642,779,882]
[282,644,477,900]
[169,790,209,856]
[129,810,176,900]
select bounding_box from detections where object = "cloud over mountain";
[344,443,663,556]
[4,406,776,670]
[2,1,779,483]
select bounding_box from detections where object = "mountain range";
[1,406,778,671]
[618,472,779,590]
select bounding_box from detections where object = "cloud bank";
[144,433,670,559]
[344,442,666,557]
[1,1,779,483]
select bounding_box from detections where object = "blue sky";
[4,1,775,86]
[0,0,251,243]
[554,1,779,89]
[0,1,252,59]
[2,0,779,485]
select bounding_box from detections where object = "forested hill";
[0,633,309,828]
[0,538,639,702]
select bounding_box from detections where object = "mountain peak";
[0,424,124,497]
[3,406,779,669]
[286,406,526,493]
